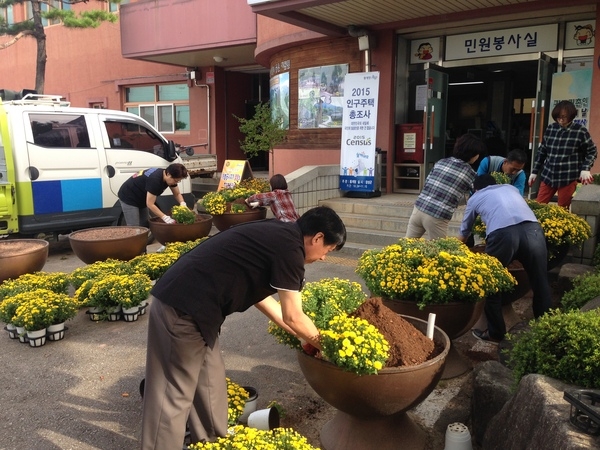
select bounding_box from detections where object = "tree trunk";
[32,0,47,94]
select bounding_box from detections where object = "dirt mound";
[351,297,435,367]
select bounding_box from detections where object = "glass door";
[424,64,448,176]
[528,53,556,198]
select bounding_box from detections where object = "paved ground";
[0,234,507,450]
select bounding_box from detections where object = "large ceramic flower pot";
[69,226,148,264]
[297,315,450,450]
[211,208,267,232]
[148,214,213,245]
[382,299,483,379]
[470,244,531,304]
[0,239,49,283]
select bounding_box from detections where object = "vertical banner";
[340,72,380,192]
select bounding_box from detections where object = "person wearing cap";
[118,163,189,227]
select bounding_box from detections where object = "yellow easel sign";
[217,160,254,190]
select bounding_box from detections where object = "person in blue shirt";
[476,149,527,195]
[458,175,551,343]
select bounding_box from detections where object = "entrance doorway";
[406,56,553,178]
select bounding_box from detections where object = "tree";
[234,103,288,159]
[0,0,118,93]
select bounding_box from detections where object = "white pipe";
[426,313,436,340]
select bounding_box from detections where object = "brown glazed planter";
[0,239,49,283]
[148,214,213,245]
[69,226,148,264]
[297,315,449,450]
[211,208,267,232]
[382,299,483,380]
[470,244,531,304]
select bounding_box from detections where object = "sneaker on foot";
[472,328,501,344]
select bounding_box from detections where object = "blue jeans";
[484,221,552,339]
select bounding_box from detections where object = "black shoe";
[472,328,501,344]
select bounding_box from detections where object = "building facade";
[3,0,599,194]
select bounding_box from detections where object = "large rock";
[557,263,595,300]
[472,361,514,444]
[581,296,600,312]
[482,374,600,449]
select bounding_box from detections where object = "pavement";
[0,233,501,450]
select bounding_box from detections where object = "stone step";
[321,196,467,257]
[340,223,465,257]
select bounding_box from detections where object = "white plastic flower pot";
[238,386,258,424]
[444,422,473,450]
[247,406,279,431]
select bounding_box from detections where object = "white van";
[0,93,195,237]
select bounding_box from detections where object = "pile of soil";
[351,297,435,367]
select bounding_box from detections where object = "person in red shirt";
[246,174,300,222]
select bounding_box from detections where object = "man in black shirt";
[140,206,346,449]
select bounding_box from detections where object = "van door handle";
[106,166,116,177]
[28,166,39,180]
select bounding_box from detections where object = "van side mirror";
[185,146,195,156]
[166,140,177,161]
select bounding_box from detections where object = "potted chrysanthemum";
[10,289,75,347]
[268,278,392,375]
[197,178,271,231]
[187,426,318,450]
[473,200,592,267]
[356,237,516,341]
[148,205,213,245]
[84,273,152,322]
[267,277,450,449]
[0,272,74,342]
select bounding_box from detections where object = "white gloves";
[528,174,537,186]
[179,202,187,208]
[580,170,593,184]
[162,215,176,224]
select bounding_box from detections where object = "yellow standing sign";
[217,160,253,190]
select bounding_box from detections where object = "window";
[110,0,131,13]
[125,84,190,133]
[104,120,166,158]
[26,0,70,26]
[30,114,91,148]
[1,5,14,25]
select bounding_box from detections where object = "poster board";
[339,72,380,192]
[217,160,253,190]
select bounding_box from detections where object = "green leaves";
[507,309,600,388]
[234,103,287,158]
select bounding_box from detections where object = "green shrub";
[592,243,600,269]
[561,271,600,311]
[506,309,600,388]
